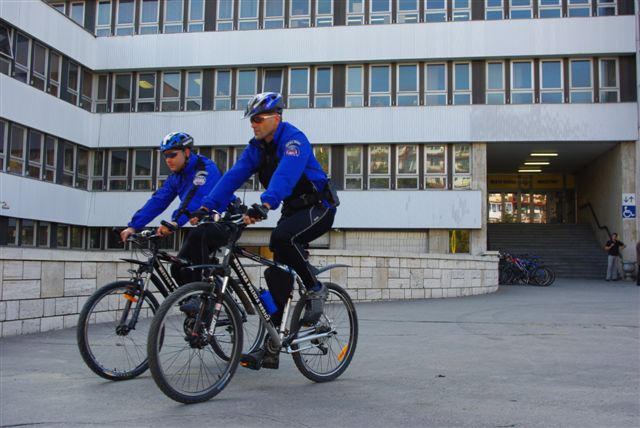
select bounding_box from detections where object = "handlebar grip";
[160,220,177,232]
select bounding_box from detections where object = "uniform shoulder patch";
[193,171,208,186]
[285,140,301,157]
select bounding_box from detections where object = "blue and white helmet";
[243,92,284,120]
[159,132,194,152]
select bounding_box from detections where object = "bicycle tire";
[147,282,243,404]
[290,283,358,383]
[77,281,159,381]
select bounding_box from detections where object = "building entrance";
[488,174,576,224]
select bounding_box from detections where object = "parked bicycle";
[498,252,555,286]
[76,227,264,381]
[146,208,358,404]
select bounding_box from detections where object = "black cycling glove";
[246,203,268,220]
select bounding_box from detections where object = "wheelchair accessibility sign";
[622,194,636,219]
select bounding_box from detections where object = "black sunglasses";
[250,114,278,124]
[163,151,181,159]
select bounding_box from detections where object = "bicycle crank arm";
[287,328,336,348]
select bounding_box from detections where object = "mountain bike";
[77,227,264,381]
[147,209,358,404]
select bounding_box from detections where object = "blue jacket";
[128,153,222,230]
[202,121,328,211]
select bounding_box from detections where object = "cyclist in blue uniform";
[120,132,223,284]
[200,92,339,369]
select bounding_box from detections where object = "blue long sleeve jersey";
[201,121,327,212]
[128,153,222,230]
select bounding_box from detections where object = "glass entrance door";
[488,191,571,223]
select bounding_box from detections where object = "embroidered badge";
[285,140,301,157]
[193,171,208,186]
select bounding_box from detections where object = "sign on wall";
[622,193,636,219]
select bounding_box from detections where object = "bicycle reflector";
[337,345,348,362]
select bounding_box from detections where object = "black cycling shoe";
[301,283,328,326]
[240,348,279,370]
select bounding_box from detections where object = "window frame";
[43,135,57,183]
[236,68,258,110]
[264,0,285,29]
[344,145,363,190]
[112,73,132,112]
[453,61,472,105]
[539,0,562,18]
[486,61,505,105]
[452,0,471,21]
[510,0,533,19]
[396,0,419,23]
[424,144,447,189]
[108,149,129,190]
[132,148,153,190]
[568,0,592,17]
[238,0,259,30]
[598,58,619,103]
[425,62,447,106]
[95,0,113,36]
[314,66,332,108]
[48,51,61,97]
[396,63,419,107]
[290,0,311,28]
[396,144,419,190]
[26,130,43,180]
[346,65,364,107]
[136,72,156,112]
[315,0,334,26]
[70,1,86,26]
[76,146,90,189]
[214,69,232,110]
[161,70,182,112]
[425,0,447,22]
[510,60,534,104]
[217,0,234,31]
[185,70,203,111]
[13,32,31,84]
[539,59,564,104]
[485,0,503,20]
[115,0,135,35]
[369,64,391,107]
[288,67,310,108]
[164,0,184,33]
[369,0,391,25]
[30,42,48,91]
[188,0,205,32]
[61,141,76,187]
[596,0,616,16]
[368,144,391,190]
[569,58,593,103]
[139,0,160,34]
[8,123,26,176]
[346,0,365,25]
[313,145,331,177]
[452,143,472,190]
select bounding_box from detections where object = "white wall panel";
[0,75,96,145]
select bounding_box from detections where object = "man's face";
[611,234,618,240]
[250,113,280,141]
[163,148,189,172]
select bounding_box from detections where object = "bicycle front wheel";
[147,282,243,404]
[77,281,159,381]
[290,283,358,383]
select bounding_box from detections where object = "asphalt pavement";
[1,278,639,428]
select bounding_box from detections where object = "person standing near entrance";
[604,232,625,281]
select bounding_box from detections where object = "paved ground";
[1,278,639,428]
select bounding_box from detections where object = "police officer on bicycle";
[120,132,223,285]
[201,92,339,368]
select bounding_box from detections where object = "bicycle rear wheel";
[77,281,159,381]
[290,283,358,383]
[147,282,243,404]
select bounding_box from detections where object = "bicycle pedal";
[240,360,262,371]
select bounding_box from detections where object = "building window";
[76,147,89,189]
[397,0,419,23]
[570,59,592,103]
[7,218,18,245]
[452,0,471,21]
[43,135,57,182]
[164,0,184,33]
[21,219,36,247]
[217,0,234,30]
[346,66,364,107]
[185,70,202,110]
[370,0,391,24]
[48,51,61,97]
[215,70,232,110]
[139,0,159,34]
[113,73,132,112]
[88,228,103,249]
[161,71,181,111]
[57,224,70,248]
[0,120,5,171]
[316,0,333,26]
[486,62,505,104]
[453,144,471,189]
[94,74,108,112]
[213,147,230,173]
[136,72,156,112]
[597,0,616,16]
[396,144,418,189]
[236,69,257,109]
[38,222,51,247]
[263,68,284,93]
[347,0,365,25]
[30,42,47,91]
[51,3,66,14]
[62,142,76,187]
[109,149,128,190]
[26,130,43,179]
[425,144,446,189]
[14,32,30,83]
[290,0,311,28]
[0,23,13,75]
[239,0,259,30]
[133,149,153,190]
[156,151,170,188]
[425,63,447,105]
[345,146,363,189]
[289,67,310,108]
[96,0,112,36]
[397,64,418,106]
[511,61,533,104]
[8,124,26,175]
[91,150,105,191]
[540,60,563,103]
[70,1,85,26]
[568,0,591,17]
[369,65,391,107]
[234,147,256,190]
[510,0,532,19]
[313,146,331,176]
[425,0,447,22]
[264,0,284,29]
[115,0,134,35]
[315,67,332,108]
[81,69,93,112]
[67,62,80,106]
[188,0,205,32]
[486,0,503,19]
[369,145,390,189]
[107,228,125,249]
[599,59,618,103]
[453,62,471,105]
[539,0,562,18]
